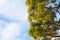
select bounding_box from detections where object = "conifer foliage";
[25,0,59,40]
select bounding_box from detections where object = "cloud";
[0,0,6,5]
[0,0,28,21]
[0,0,31,40]
[1,22,21,40]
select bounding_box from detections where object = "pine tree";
[25,0,59,40]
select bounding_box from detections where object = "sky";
[0,0,33,40]
[0,0,60,40]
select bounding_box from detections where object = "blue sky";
[0,0,60,40]
[0,0,33,40]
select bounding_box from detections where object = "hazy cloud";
[0,0,27,21]
[1,22,21,40]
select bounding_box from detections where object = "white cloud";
[0,0,28,21]
[0,0,29,40]
[1,22,21,40]
[0,0,6,5]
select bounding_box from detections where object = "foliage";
[25,0,59,40]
